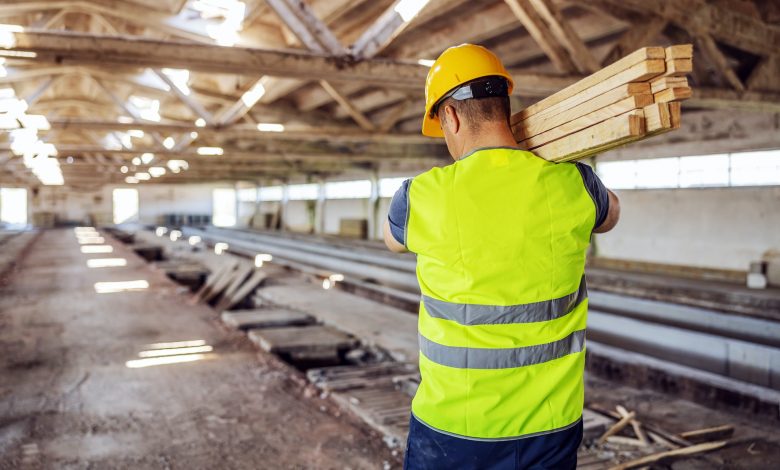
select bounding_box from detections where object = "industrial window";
[258,186,283,202]
[237,187,257,202]
[596,149,780,189]
[112,188,139,224]
[0,187,27,226]
[324,180,372,199]
[287,183,319,201]
[379,177,410,198]
[212,188,236,227]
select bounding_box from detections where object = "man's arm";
[383,178,411,253]
[575,162,620,233]
[383,219,407,253]
[594,189,620,233]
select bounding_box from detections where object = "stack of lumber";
[511,44,693,162]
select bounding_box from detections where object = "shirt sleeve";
[387,178,412,246]
[575,162,610,229]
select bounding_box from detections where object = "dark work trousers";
[403,415,582,470]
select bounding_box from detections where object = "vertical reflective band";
[422,278,586,325]
[419,329,586,369]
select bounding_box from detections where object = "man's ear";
[442,104,460,134]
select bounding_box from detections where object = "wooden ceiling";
[0,0,778,188]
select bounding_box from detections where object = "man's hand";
[594,189,620,233]
[383,219,407,253]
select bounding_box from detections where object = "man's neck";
[457,124,519,159]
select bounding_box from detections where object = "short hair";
[438,95,511,133]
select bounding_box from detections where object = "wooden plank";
[609,440,727,470]
[664,58,693,77]
[216,264,254,300]
[221,308,314,330]
[191,261,236,304]
[650,76,687,94]
[665,44,694,59]
[654,86,692,103]
[216,270,268,311]
[512,59,665,126]
[597,410,635,444]
[531,110,645,162]
[520,94,652,149]
[678,424,734,442]
[513,82,650,140]
[204,264,250,304]
[669,102,681,129]
[512,46,665,122]
[644,102,671,133]
[247,325,358,359]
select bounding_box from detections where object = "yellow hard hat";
[422,44,514,138]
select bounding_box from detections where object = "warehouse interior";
[1,0,779,468]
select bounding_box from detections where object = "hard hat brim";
[422,113,445,138]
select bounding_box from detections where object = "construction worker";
[383,44,620,469]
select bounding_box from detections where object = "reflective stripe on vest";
[406,147,595,440]
[419,329,586,369]
[422,277,587,326]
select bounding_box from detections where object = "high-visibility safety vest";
[406,147,595,440]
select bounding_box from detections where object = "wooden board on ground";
[202,263,245,304]
[248,325,358,360]
[307,363,417,392]
[214,270,268,311]
[207,264,252,304]
[257,283,419,362]
[221,308,314,330]
[191,260,236,304]
[326,382,412,447]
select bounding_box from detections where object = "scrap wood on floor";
[583,403,733,469]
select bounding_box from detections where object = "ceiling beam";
[5,30,428,88]
[153,69,215,125]
[503,0,578,74]
[696,34,745,91]
[590,0,780,56]
[350,0,432,59]
[527,0,600,73]
[42,119,434,144]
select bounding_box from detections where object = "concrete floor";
[0,229,396,469]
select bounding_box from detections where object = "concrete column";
[253,181,261,229]
[314,177,326,234]
[279,182,289,232]
[368,169,380,240]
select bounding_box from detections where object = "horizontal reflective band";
[419,329,585,369]
[422,278,586,326]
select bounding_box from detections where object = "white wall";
[28,183,230,226]
[596,186,780,271]
[322,199,371,235]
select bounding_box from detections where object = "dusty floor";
[0,229,398,469]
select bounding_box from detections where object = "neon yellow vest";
[407,147,595,440]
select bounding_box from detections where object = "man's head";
[422,44,515,158]
[436,82,511,158]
